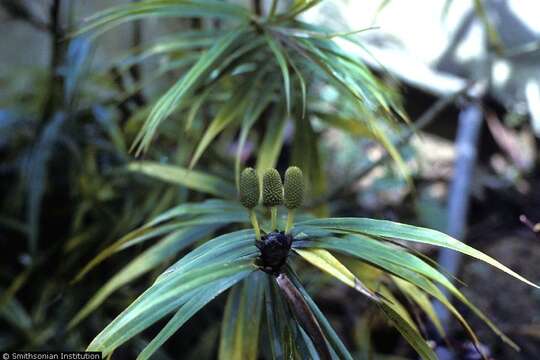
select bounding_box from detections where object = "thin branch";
[128,0,145,107]
[519,214,540,234]
[41,0,65,122]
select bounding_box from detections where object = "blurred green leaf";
[189,79,254,168]
[128,161,236,198]
[378,285,418,331]
[76,1,251,38]
[116,31,218,70]
[379,302,437,360]
[393,276,446,338]
[132,27,247,155]
[235,91,273,188]
[145,200,244,228]
[0,269,31,314]
[264,31,291,114]
[25,113,65,256]
[255,106,286,176]
[0,292,32,332]
[70,226,216,328]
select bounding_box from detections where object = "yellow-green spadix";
[239,167,260,209]
[262,168,283,207]
[284,166,304,209]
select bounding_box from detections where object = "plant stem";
[270,207,277,230]
[269,0,278,17]
[42,0,65,122]
[285,209,295,234]
[128,0,145,107]
[249,210,261,241]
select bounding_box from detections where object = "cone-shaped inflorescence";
[239,167,260,209]
[284,166,304,209]
[283,166,304,233]
[239,167,261,241]
[262,169,283,207]
[262,168,283,230]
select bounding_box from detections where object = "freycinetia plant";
[68,1,539,359]
[84,167,538,359]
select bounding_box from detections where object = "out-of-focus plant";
[75,0,409,200]
[0,3,188,350]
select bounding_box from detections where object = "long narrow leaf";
[379,302,437,360]
[393,276,446,338]
[286,267,354,360]
[294,248,379,301]
[87,259,256,355]
[155,229,257,283]
[70,227,216,328]
[235,88,274,188]
[265,275,300,358]
[296,234,517,349]
[76,1,251,38]
[128,161,236,198]
[297,218,539,288]
[132,27,247,155]
[255,106,287,176]
[264,31,291,114]
[145,199,243,228]
[25,114,65,256]
[137,280,236,360]
[189,81,253,168]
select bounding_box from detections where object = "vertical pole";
[434,101,483,359]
